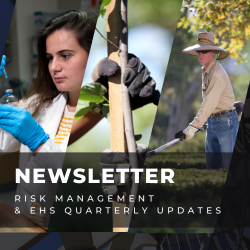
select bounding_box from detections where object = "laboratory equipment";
[3,67,7,78]
[0,89,18,149]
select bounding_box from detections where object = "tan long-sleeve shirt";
[190,59,235,128]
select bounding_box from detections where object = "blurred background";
[0,0,102,99]
[149,0,250,152]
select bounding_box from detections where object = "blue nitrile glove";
[0,105,49,152]
[0,55,6,76]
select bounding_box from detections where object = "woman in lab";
[0,9,98,229]
[0,10,97,153]
[0,9,97,230]
[0,9,159,229]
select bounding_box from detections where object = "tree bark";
[120,0,139,230]
[106,0,131,233]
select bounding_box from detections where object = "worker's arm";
[68,111,103,145]
[190,73,225,128]
[175,74,225,141]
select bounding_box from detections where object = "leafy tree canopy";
[177,0,250,63]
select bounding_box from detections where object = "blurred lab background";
[0,0,102,99]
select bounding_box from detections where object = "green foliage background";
[128,0,183,32]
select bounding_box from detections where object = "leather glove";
[175,126,198,141]
[100,144,148,196]
[0,55,6,76]
[234,101,244,116]
[91,54,160,110]
[0,105,49,152]
[234,101,244,120]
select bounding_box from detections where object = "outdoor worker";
[175,32,238,170]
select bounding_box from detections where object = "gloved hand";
[0,105,49,152]
[175,131,186,141]
[175,126,198,141]
[234,101,244,121]
[0,55,6,76]
[100,144,148,196]
[234,101,244,115]
[91,54,160,110]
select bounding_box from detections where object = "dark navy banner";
[0,0,15,59]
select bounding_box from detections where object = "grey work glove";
[100,144,148,196]
[91,54,160,110]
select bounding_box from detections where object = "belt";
[210,110,232,118]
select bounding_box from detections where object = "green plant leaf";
[74,100,96,121]
[78,83,107,103]
[135,134,142,141]
[100,0,111,9]
[98,0,111,17]
[99,8,106,17]
[102,105,110,122]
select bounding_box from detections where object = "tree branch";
[120,0,139,229]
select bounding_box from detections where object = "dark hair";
[24,10,97,116]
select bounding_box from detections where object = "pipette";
[3,67,7,78]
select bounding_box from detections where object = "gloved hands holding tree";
[0,105,49,152]
[0,55,6,76]
[91,54,160,110]
[100,144,148,196]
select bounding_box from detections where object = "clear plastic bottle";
[0,89,19,106]
[0,89,19,149]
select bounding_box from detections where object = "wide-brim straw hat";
[183,32,228,60]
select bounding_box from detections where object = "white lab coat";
[0,92,70,227]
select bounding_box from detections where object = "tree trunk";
[167,95,192,141]
[106,0,129,232]
[166,81,200,142]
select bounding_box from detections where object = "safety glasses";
[196,50,212,54]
